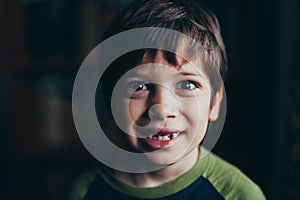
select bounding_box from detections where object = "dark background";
[1,0,299,199]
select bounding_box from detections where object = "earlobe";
[209,86,223,121]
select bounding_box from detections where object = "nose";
[148,85,179,120]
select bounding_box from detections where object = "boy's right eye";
[128,81,149,91]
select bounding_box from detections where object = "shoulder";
[201,151,266,200]
[69,164,103,200]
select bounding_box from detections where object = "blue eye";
[128,81,149,91]
[177,80,197,90]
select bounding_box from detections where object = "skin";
[112,50,223,187]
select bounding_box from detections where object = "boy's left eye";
[176,80,197,90]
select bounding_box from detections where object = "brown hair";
[103,0,227,77]
[98,0,227,111]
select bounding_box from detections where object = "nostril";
[167,115,176,119]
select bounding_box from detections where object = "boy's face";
[111,50,222,166]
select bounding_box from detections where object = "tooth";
[173,133,178,138]
[158,136,163,141]
[163,136,169,140]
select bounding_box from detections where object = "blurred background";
[0,0,299,199]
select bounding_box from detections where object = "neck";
[114,148,199,187]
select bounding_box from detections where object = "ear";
[209,86,223,121]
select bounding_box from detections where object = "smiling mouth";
[147,132,180,141]
[139,129,183,150]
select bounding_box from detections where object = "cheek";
[182,97,211,120]
[181,96,211,139]
[128,100,147,123]
[114,99,138,131]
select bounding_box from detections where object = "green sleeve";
[202,152,266,200]
[69,167,100,200]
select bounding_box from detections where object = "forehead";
[136,50,208,78]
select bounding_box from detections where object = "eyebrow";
[179,71,206,80]
[126,69,148,78]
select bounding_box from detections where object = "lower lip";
[140,133,182,150]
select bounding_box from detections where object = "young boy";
[71,0,265,199]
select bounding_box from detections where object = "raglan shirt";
[70,149,265,200]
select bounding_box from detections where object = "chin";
[144,153,180,167]
[145,145,192,165]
